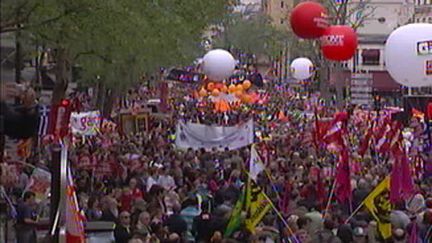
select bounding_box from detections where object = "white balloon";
[202,49,236,81]
[385,23,432,87]
[290,57,314,80]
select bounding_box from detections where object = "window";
[280,18,285,24]
[281,1,284,8]
[362,49,380,66]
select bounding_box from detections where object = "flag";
[245,179,271,233]
[358,113,374,157]
[389,123,415,203]
[38,105,51,137]
[408,222,417,243]
[249,145,265,181]
[411,108,424,120]
[277,110,289,122]
[224,191,245,237]
[66,167,85,243]
[335,147,351,203]
[364,177,392,240]
[17,138,32,159]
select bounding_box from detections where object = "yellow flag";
[363,177,393,240]
[245,179,271,233]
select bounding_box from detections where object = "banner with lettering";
[175,119,254,150]
[70,111,101,136]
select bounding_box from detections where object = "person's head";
[296,216,311,230]
[119,211,131,226]
[323,218,336,231]
[23,191,36,205]
[129,178,138,189]
[337,224,353,243]
[128,239,144,243]
[352,227,367,243]
[87,196,99,209]
[392,228,406,242]
[138,211,151,226]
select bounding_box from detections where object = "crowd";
[2,79,432,243]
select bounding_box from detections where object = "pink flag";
[390,124,415,203]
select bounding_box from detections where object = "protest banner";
[175,119,254,150]
[70,111,102,136]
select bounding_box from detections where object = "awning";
[361,49,380,59]
[372,71,400,92]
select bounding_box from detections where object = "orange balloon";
[207,82,215,91]
[242,80,252,90]
[236,84,244,92]
[234,90,243,98]
[215,82,224,90]
[241,94,252,103]
[212,89,220,97]
[220,85,228,93]
[228,84,236,93]
[199,88,208,97]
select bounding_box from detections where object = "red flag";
[358,113,374,157]
[411,108,424,120]
[278,110,289,122]
[323,113,351,203]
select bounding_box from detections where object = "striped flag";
[38,105,51,137]
[334,0,346,5]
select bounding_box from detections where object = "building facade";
[339,0,432,105]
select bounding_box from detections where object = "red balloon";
[321,25,358,61]
[290,1,328,39]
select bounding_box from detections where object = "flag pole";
[343,200,365,224]
[260,186,300,243]
[323,178,337,219]
[244,170,299,243]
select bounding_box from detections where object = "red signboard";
[48,99,72,139]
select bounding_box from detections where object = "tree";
[2,0,232,109]
[213,13,289,61]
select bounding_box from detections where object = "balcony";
[415,5,432,14]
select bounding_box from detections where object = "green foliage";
[214,13,289,58]
[2,0,231,91]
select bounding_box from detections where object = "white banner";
[175,120,254,150]
[24,168,51,202]
[70,111,101,136]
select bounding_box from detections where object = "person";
[101,197,119,222]
[86,196,102,221]
[181,197,201,242]
[164,204,188,237]
[135,211,152,235]
[311,219,342,243]
[391,228,407,243]
[192,201,214,243]
[114,211,132,243]
[336,224,353,243]
[15,191,38,243]
[352,227,367,243]
[0,82,38,139]
[129,178,144,201]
